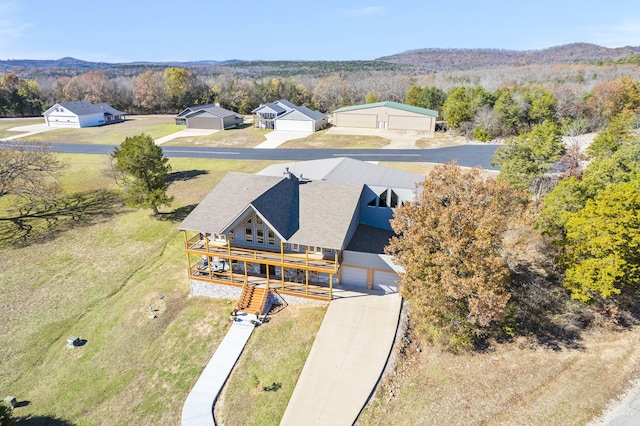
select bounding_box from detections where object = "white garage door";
[340,266,368,288]
[388,115,433,131]
[373,270,399,293]
[335,113,377,128]
[275,119,313,132]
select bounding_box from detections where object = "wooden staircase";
[237,285,268,316]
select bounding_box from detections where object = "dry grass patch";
[279,127,390,149]
[416,132,469,149]
[166,124,268,148]
[0,118,43,138]
[17,115,178,144]
[216,303,327,425]
[357,322,640,426]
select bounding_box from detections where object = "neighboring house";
[332,101,438,132]
[175,104,243,130]
[43,101,126,128]
[252,99,327,132]
[178,157,424,307]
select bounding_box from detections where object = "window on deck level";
[245,227,253,243]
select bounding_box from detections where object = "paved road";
[43,143,500,169]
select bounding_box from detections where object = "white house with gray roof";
[42,101,126,128]
[178,158,423,300]
[252,99,327,132]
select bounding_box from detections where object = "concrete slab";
[280,293,402,426]
[1,123,52,141]
[254,130,312,149]
[155,128,218,145]
[181,317,255,426]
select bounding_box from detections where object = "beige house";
[332,101,438,132]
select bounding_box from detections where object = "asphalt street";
[45,143,500,170]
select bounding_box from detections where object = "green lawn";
[15,115,180,144]
[0,118,43,139]
[0,154,285,425]
[216,304,326,425]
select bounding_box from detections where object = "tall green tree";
[387,163,525,351]
[586,111,636,160]
[111,134,173,216]
[492,120,564,190]
[441,86,492,129]
[365,91,379,104]
[562,178,640,302]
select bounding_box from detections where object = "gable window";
[256,216,264,225]
[245,216,253,224]
[368,197,377,207]
[268,230,275,245]
[379,191,388,208]
[228,231,235,241]
[245,227,253,243]
[256,228,264,244]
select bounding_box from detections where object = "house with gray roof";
[42,101,126,128]
[178,158,423,306]
[252,99,327,132]
[333,101,438,132]
[175,104,243,130]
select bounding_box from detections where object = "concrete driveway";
[254,130,312,148]
[1,123,52,141]
[324,127,428,149]
[154,128,219,145]
[280,291,402,425]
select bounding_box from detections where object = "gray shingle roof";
[258,157,424,190]
[177,104,239,119]
[178,171,364,249]
[54,101,126,116]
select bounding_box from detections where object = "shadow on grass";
[166,169,208,183]
[15,415,76,425]
[230,123,253,130]
[0,189,124,248]
[157,204,198,222]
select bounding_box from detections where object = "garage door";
[340,266,368,288]
[373,270,399,293]
[275,119,313,132]
[335,113,377,128]
[388,115,433,131]
[188,117,221,130]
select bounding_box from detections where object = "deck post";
[329,274,333,300]
[183,231,191,277]
[305,270,309,295]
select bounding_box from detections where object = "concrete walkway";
[0,123,52,141]
[280,292,402,425]
[181,313,257,426]
[155,128,218,145]
[325,127,425,149]
[254,130,312,148]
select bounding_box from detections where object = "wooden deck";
[184,234,339,274]
[189,267,334,300]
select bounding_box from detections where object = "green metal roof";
[332,101,438,117]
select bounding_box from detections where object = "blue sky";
[1,0,640,62]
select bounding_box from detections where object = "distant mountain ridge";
[376,43,640,70]
[2,43,639,74]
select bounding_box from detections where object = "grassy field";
[0,118,43,139]
[165,123,269,148]
[278,127,390,149]
[215,304,327,425]
[0,154,286,425]
[14,115,179,144]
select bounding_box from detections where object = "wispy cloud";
[591,18,640,47]
[348,6,385,17]
[0,1,31,58]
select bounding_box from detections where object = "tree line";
[389,101,640,351]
